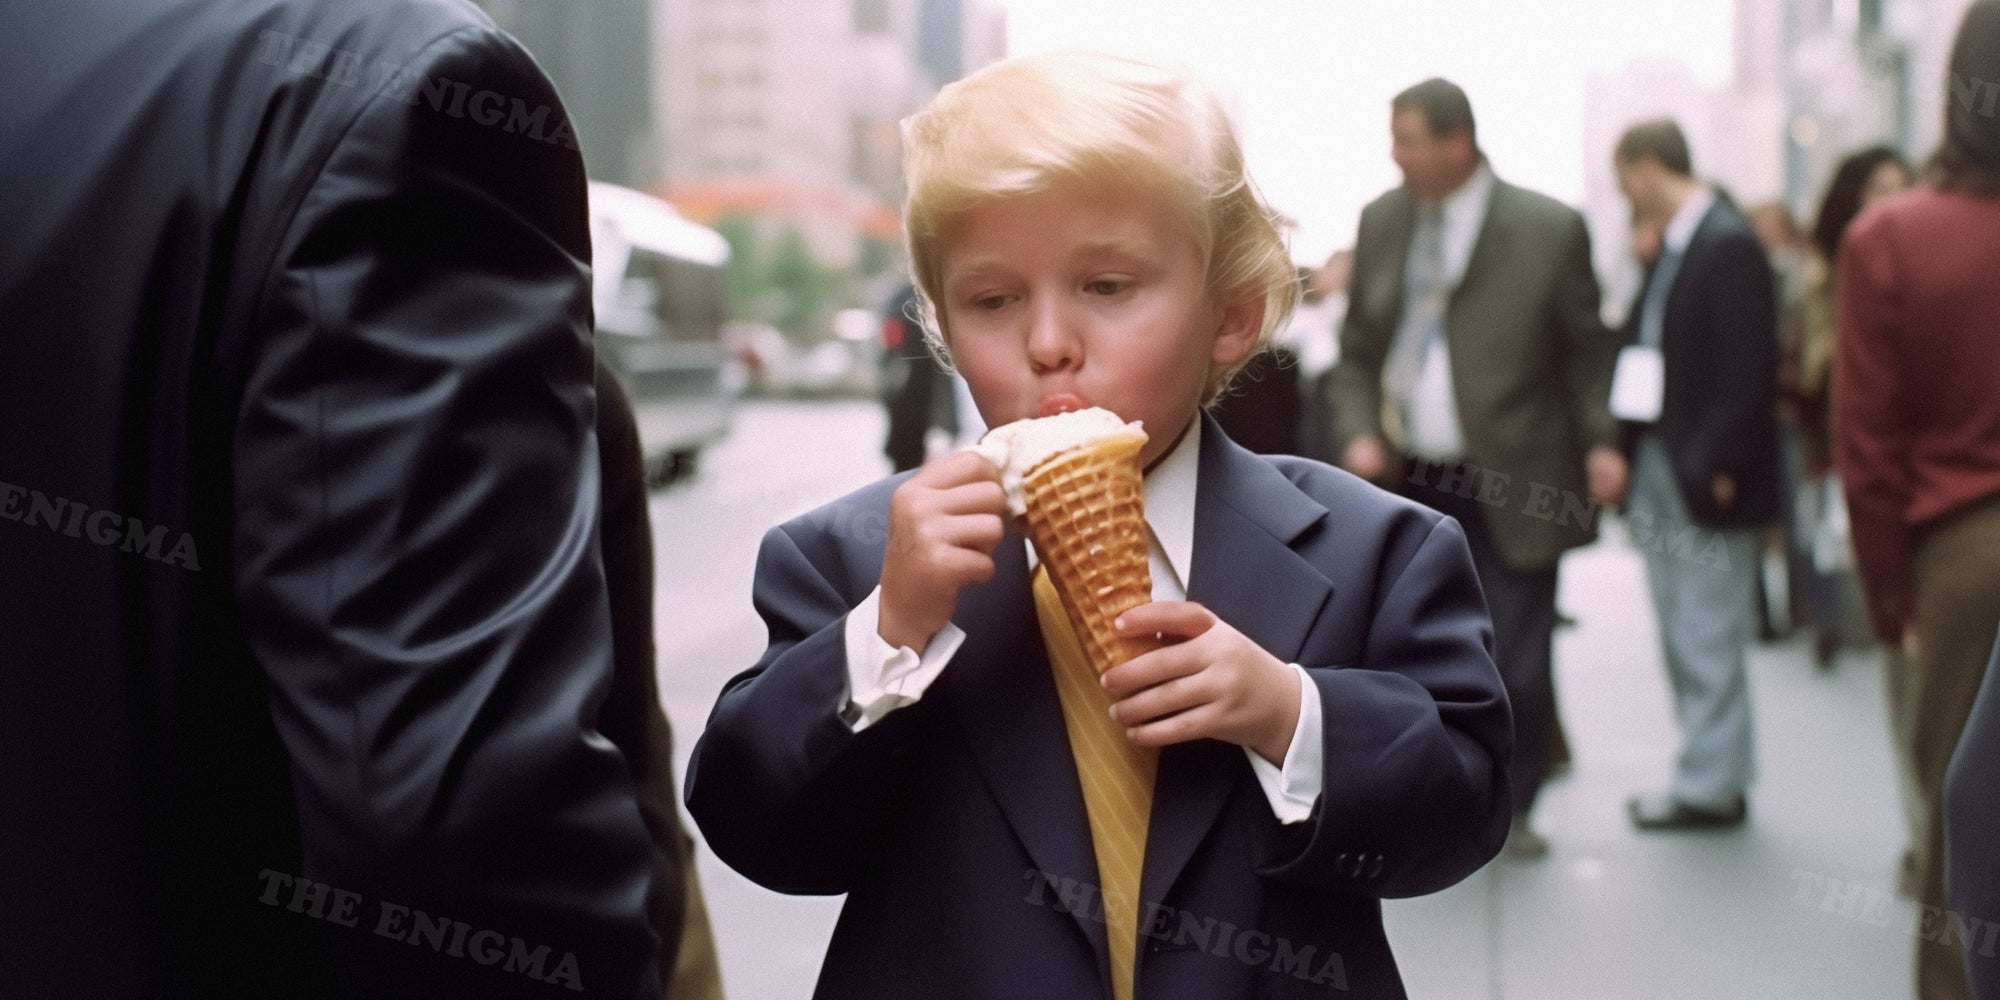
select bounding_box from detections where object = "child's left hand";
[1101,603,1302,766]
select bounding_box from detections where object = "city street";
[649,397,1918,1000]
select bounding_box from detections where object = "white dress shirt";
[840,418,1326,824]
[1661,185,1716,260]
[1400,163,1496,461]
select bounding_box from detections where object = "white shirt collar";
[1437,162,1495,232]
[1419,162,1496,283]
[1142,415,1201,592]
[1662,185,1716,254]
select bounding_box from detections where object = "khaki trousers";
[1910,496,2000,1000]
[665,825,726,1000]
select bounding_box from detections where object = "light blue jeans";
[1627,434,1760,808]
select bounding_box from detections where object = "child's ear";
[1210,290,1265,367]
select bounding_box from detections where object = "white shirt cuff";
[1244,663,1324,825]
[840,586,964,732]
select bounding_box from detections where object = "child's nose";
[1024,298,1080,373]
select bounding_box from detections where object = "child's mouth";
[1037,394,1086,417]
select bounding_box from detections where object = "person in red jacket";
[1833,5,2000,998]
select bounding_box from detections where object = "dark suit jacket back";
[686,416,1510,999]
[0,2,660,996]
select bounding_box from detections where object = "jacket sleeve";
[1260,514,1510,898]
[1691,232,1781,490]
[684,518,935,895]
[1831,216,1917,640]
[231,25,660,1000]
[1329,204,1392,455]
[1554,210,1620,451]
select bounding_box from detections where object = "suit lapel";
[1652,198,1726,363]
[947,425,1339,942]
[1360,192,1417,338]
[1142,417,1336,906]
[940,536,1107,958]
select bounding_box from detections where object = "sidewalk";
[1384,519,1914,999]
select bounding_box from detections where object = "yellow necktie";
[1033,564,1157,1000]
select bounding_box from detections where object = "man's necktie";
[1033,563,1157,1000]
[1384,201,1448,441]
[1637,244,1686,350]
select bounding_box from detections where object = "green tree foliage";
[714,214,863,341]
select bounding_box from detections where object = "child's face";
[938,181,1260,469]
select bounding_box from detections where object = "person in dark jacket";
[688,50,1507,1000]
[0,2,663,996]
[879,282,961,472]
[1611,119,1783,831]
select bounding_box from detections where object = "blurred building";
[475,0,659,187]
[471,0,1006,272]
[1582,0,1973,308]
[1776,0,1972,210]
[657,0,1007,269]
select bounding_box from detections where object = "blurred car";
[724,310,882,399]
[587,181,741,486]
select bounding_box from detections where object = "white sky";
[1002,0,1736,263]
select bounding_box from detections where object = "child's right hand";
[877,451,1008,654]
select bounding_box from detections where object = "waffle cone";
[1020,430,1163,674]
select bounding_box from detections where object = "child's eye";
[970,293,1013,311]
[1084,278,1131,296]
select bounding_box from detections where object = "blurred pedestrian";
[1611,118,1783,832]
[1748,200,1811,311]
[1801,148,1911,476]
[1804,148,1921,897]
[1748,199,1812,644]
[1786,149,1914,669]
[1331,77,1624,858]
[1292,251,1353,465]
[1834,5,2000,995]
[1210,277,1304,455]
[0,1,666,997]
[879,282,962,472]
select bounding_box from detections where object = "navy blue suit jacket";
[686,416,1510,999]
[1618,195,1784,527]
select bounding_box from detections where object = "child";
[685,50,1509,1000]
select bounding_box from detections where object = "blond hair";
[900,49,1298,404]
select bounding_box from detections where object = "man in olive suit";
[1331,78,1626,857]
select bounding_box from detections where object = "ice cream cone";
[1018,429,1163,674]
